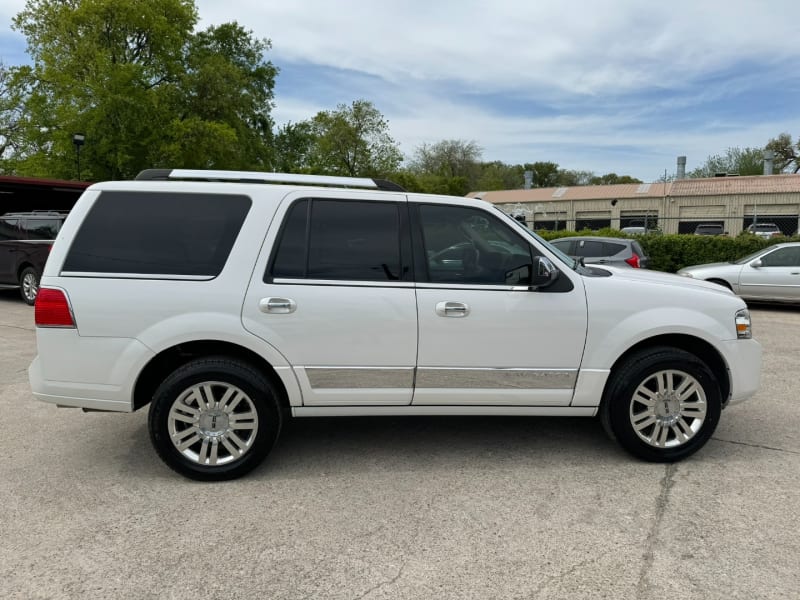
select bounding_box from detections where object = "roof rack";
[134,169,406,192]
[3,210,69,216]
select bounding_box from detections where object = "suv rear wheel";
[600,347,721,462]
[148,357,282,481]
[20,267,40,305]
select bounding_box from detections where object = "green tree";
[0,61,26,164]
[589,173,642,185]
[556,169,595,186]
[525,161,560,187]
[5,0,277,180]
[273,120,314,172]
[307,100,402,177]
[475,160,524,191]
[688,147,765,178]
[164,22,277,170]
[766,133,800,173]
[410,139,482,178]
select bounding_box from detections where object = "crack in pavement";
[527,555,602,599]
[0,323,35,332]
[353,492,442,600]
[635,463,677,600]
[711,436,800,455]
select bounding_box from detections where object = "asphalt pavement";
[1,287,798,599]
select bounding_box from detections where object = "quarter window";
[21,218,61,240]
[62,191,251,276]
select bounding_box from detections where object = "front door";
[739,246,800,301]
[411,203,588,406]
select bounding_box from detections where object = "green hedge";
[536,229,800,273]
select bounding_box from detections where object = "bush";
[535,230,800,273]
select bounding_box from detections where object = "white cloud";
[196,0,800,96]
[2,0,798,180]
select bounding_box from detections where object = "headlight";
[735,308,752,339]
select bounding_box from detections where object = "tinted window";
[21,218,61,240]
[271,200,309,278]
[63,191,251,276]
[550,239,573,254]
[0,218,19,242]
[270,199,402,281]
[420,204,532,285]
[574,240,605,257]
[603,242,627,256]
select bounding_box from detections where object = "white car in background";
[678,242,800,302]
[746,223,782,239]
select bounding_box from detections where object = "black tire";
[19,266,40,305]
[600,346,721,462]
[148,357,282,481]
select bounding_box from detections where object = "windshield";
[497,207,578,269]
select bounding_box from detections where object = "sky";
[2,0,799,183]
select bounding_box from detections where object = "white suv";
[29,169,762,480]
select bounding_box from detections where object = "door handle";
[435,301,470,317]
[259,297,297,314]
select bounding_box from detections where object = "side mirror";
[505,257,560,288]
[531,256,560,288]
[751,259,762,268]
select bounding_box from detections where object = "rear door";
[242,192,418,406]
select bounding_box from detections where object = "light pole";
[72,133,85,180]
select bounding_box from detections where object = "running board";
[292,406,598,417]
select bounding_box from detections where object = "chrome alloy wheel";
[22,271,39,303]
[629,369,707,449]
[168,381,259,466]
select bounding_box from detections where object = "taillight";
[35,288,76,328]
[625,253,641,268]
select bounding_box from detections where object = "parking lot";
[1,288,798,600]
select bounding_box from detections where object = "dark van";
[0,211,67,304]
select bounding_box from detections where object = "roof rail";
[4,210,69,216]
[134,169,406,192]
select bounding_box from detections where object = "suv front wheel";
[600,347,722,462]
[148,357,283,481]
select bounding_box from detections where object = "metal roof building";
[471,174,800,235]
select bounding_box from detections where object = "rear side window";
[62,191,251,276]
[0,218,19,241]
[270,198,403,282]
[21,218,61,240]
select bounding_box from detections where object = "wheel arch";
[17,261,37,279]
[705,278,733,291]
[603,334,731,407]
[133,340,292,412]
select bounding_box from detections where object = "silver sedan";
[678,242,800,302]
